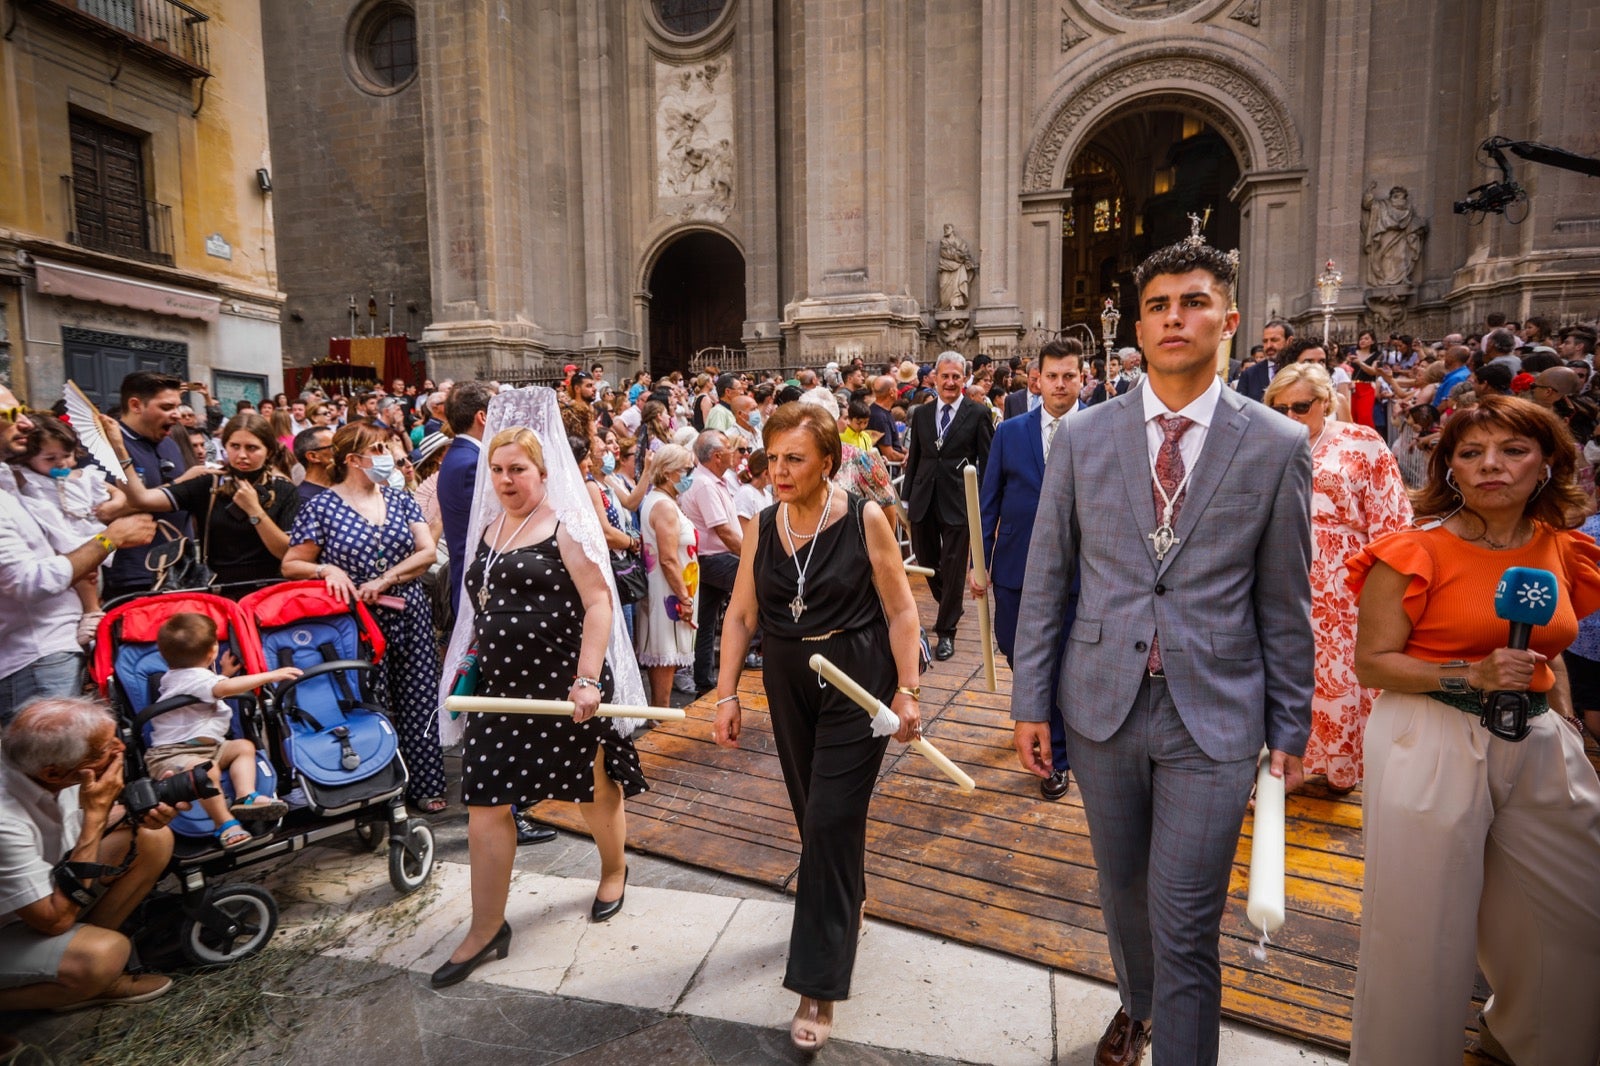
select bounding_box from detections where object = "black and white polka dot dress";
[460,530,647,807]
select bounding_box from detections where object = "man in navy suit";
[1002,359,1039,420]
[1234,319,1293,402]
[437,381,494,621]
[975,339,1084,800]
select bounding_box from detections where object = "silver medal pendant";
[477,584,490,611]
[789,595,806,622]
[1148,523,1179,562]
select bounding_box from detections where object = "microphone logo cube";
[1493,566,1560,626]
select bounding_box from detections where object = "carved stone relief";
[1060,11,1089,50]
[1093,0,1205,18]
[1229,0,1261,27]
[655,57,735,222]
[1023,50,1300,192]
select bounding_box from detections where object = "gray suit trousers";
[1063,676,1257,1066]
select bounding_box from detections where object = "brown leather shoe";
[1094,1007,1152,1066]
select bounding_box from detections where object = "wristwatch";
[248,515,262,526]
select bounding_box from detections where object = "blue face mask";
[748,410,763,434]
[364,453,396,486]
[675,472,695,495]
[48,467,73,479]
[601,452,616,475]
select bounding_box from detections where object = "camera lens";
[154,761,221,806]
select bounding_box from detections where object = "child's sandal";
[230,792,289,821]
[214,820,252,850]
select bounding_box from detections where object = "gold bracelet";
[896,685,921,700]
[94,533,116,552]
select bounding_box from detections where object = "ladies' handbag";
[610,549,648,605]
[144,508,216,592]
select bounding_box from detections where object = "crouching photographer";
[0,697,180,1012]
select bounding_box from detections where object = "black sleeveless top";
[754,492,887,640]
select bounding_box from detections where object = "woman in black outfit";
[107,412,299,591]
[713,403,923,1052]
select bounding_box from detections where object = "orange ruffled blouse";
[1346,523,1600,693]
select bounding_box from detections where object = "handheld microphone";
[1493,567,1560,648]
[1485,567,1560,742]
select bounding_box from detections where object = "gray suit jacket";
[1010,386,1314,762]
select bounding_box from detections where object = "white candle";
[963,465,998,691]
[444,695,686,721]
[1246,748,1286,935]
[808,654,977,793]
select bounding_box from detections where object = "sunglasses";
[1270,400,1318,415]
[0,405,38,421]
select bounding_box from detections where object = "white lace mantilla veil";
[437,386,645,746]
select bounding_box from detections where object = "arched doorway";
[646,230,746,377]
[1060,112,1242,347]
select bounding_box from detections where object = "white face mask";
[364,453,396,486]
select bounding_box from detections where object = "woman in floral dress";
[635,444,699,707]
[1264,363,1413,791]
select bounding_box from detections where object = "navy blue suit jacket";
[1236,360,1272,403]
[980,407,1046,591]
[437,436,480,616]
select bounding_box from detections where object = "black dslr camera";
[122,761,220,816]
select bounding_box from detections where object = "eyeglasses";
[1270,400,1318,415]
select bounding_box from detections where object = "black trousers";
[764,625,893,1000]
[910,518,968,638]
[694,552,740,689]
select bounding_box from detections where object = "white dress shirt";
[0,491,82,682]
[1142,375,1222,471]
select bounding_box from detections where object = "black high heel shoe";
[430,921,511,988]
[590,866,628,923]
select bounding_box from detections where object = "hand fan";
[63,381,125,482]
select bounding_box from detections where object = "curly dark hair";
[1412,394,1588,529]
[1132,240,1237,304]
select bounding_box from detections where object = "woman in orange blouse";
[1347,395,1600,1066]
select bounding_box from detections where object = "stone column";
[1017,195,1065,337]
[1307,0,1370,325]
[785,0,923,364]
[972,0,1023,355]
[738,0,782,369]
[1231,170,1308,339]
[577,4,637,367]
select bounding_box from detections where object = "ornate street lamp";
[1099,296,1121,365]
[1316,258,1342,346]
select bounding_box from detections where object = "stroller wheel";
[354,819,387,853]
[389,821,435,895]
[181,884,279,966]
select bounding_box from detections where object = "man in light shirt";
[0,386,154,723]
[680,431,744,694]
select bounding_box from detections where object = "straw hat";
[896,360,918,384]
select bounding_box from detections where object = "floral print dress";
[1308,421,1414,789]
[635,489,698,668]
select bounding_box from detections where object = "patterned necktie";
[939,404,953,437]
[1147,414,1194,674]
[1043,416,1060,461]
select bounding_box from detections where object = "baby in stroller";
[149,612,301,848]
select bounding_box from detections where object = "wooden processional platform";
[534,584,1597,1057]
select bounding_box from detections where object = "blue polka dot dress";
[460,529,647,807]
[288,487,448,803]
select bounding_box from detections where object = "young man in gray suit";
[1010,240,1313,1066]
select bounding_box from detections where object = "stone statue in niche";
[1361,183,1428,287]
[938,224,979,310]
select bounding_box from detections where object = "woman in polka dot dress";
[282,420,448,810]
[432,427,646,988]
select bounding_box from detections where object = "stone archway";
[1019,45,1304,345]
[643,229,747,378]
[1022,45,1301,192]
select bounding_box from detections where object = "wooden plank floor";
[534,584,1600,1057]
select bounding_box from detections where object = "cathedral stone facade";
[261,0,1600,381]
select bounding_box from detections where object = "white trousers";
[1351,691,1600,1065]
